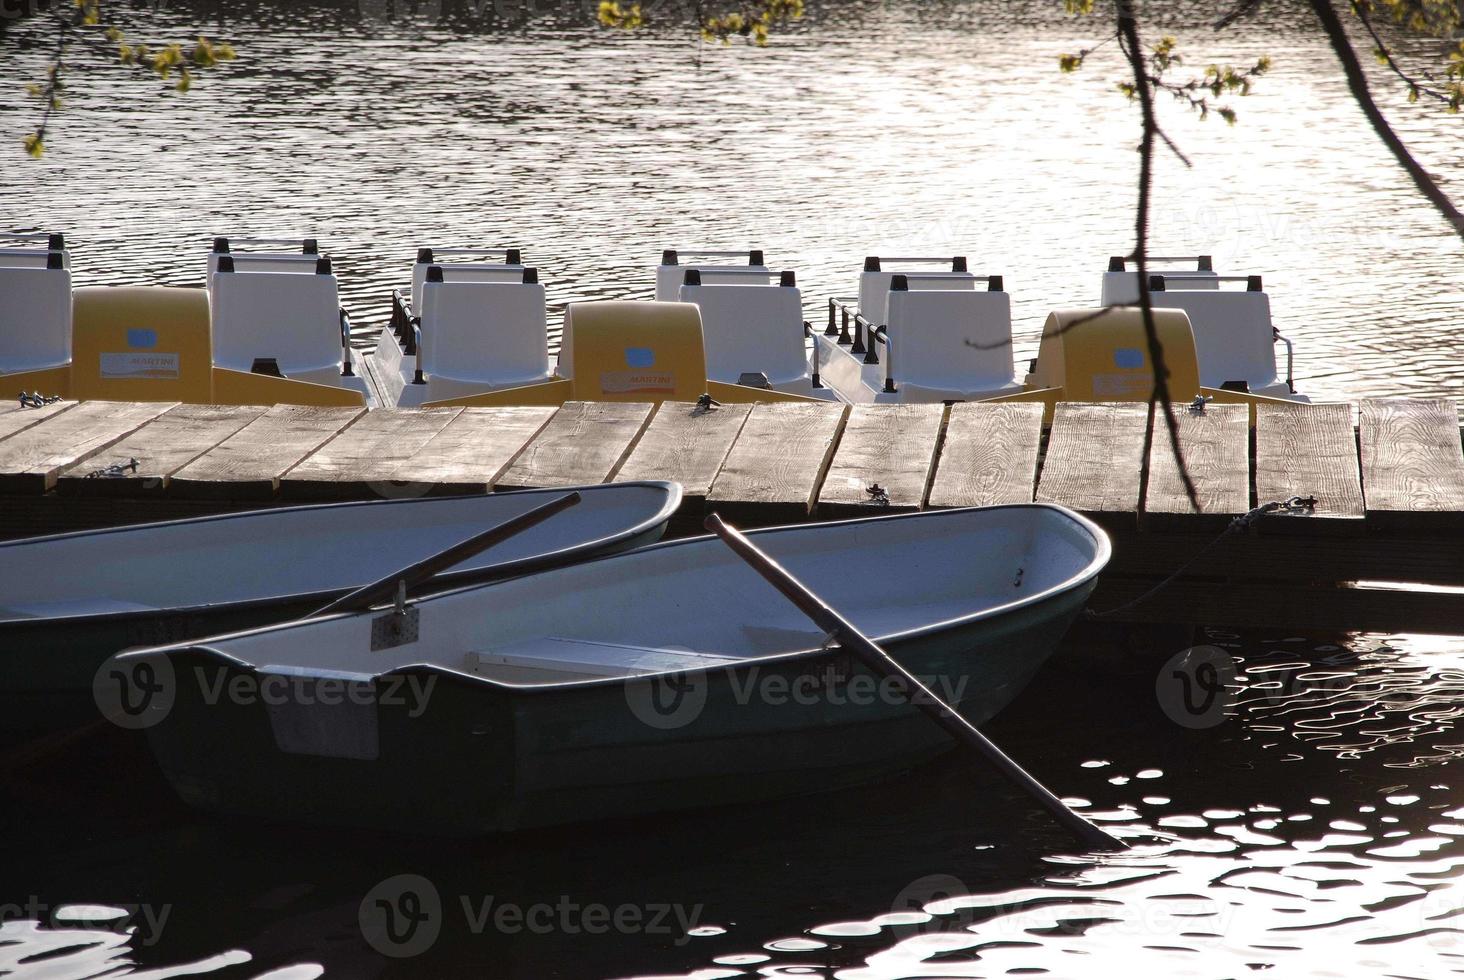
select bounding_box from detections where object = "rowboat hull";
[150,583,1088,834]
[0,482,680,732]
[131,505,1107,835]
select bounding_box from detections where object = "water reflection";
[3,0,1460,401]
[4,629,1464,978]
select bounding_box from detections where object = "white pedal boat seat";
[209,254,371,401]
[881,276,1022,401]
[0,252,71,374]
[814,256,1017,403]
[206,237,322,301]
[1100,254,1218,306]
[1147,274,1295,398]
[677,270,836,399]
[410,247,524,312]
[654,248,770,301]
[857,257,977,329]
[0,232,68,269]
[374,264,553,408]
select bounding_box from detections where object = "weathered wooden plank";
[817,404,944,517]
[54,404,268,498]
[614,401,753,505]
[1141,403,1251,530]
[385,406,557,494]
[1035,403,1149,524]
[496,401,655,490]
[927,402,1043,509]
[706,401,849,526]
[0,400,73,445]
[0,400,174,494]
[1254,402,1363,529]
[279,407,463,500]
[168,404,365,500]
[1359,398,1464,528]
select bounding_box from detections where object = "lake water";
[5,1,1464,978]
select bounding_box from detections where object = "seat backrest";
[210,265,342,374]
[411,262,524,312]
[884,287,1013,392]
[0,248,69,269]
[656,265,771,302]
[1101,269,1218,306]
[419,279,548,382]
[0,265,72,371]
[1148,289,1278,390]
[859,271,975,327]
[679,282,806,384]
[207,252,319,279]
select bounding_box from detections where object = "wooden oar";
[704,513,1126,852]
[313,491,582,617]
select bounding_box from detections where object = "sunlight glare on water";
[2,0,1460,401]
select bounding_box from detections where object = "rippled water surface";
[8,629,1464,978]
[3,0,1461,399]
[5,2,1464,978]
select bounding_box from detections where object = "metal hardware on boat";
[17,391,62,408]
[865,483,890,506]
[695,393,721,412]
[339,308,354,377]
[806,321,823,388]
[874,326,896,393]
[1274,327,1296,392]
[1189,395,1212,414]
[85,457,139,479]
[1013,567,1024,588]
[839,306,852,346]
[1114,254,1212,271]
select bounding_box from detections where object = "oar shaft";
[704,514,1124,852]
[314,491,581,616]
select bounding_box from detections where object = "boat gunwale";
[0,481,682,627]
[123,503,1111,696]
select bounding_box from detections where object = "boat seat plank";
[927,402,1043,509]
[53,404,268,498]
[469,636,742,682]
[385,406,558,493]
[0,400,175,494]
[1359,398,1464,529]
[817,403,945,517]
[0,400,74,445]
[1141,402,1251,530]
[706,401,849,526]
[613,401,753,506]
[1254,402,1364,530]
[1035,402,1149,525]
[168,404,366,500]
[495,401,655,490]
[279,407,463,500]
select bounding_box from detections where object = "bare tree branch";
[1310,0,1464,239]
[1118,0,1200,510]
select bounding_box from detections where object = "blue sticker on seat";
[1113,347,1144,369]
[625,347,655,368]
[127,329,157,349]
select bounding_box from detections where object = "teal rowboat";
[122,503,1110,835]
[0,482,680,731]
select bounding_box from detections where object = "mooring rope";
[1086,494,1318,618]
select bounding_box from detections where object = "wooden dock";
[2,397,1462,633]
